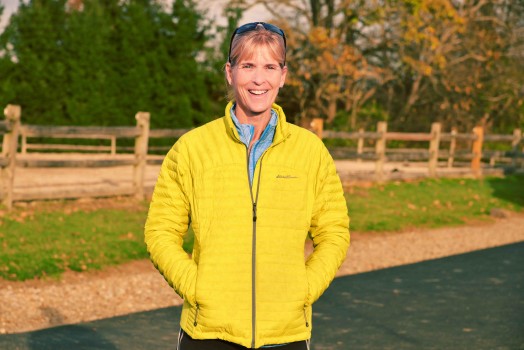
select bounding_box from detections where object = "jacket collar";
[224,101,290,145]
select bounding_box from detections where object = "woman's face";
[226,45,287,120]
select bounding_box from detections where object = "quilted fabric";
[144,102,350,348]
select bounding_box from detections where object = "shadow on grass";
[486,175,524,208]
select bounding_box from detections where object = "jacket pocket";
[187,268,198,307]
[303,265,310,306]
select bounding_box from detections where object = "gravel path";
[1,213,523,335]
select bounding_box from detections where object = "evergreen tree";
[204,1,244,107]
[0,0,221,127]
[1,0,68,124]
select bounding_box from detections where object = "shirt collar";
[229,104,278,145]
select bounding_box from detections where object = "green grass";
[0,207,149,280]
[1,175,523,281]
[347,175,524,232]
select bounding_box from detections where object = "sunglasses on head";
[228,22,287,64]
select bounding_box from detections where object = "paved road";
[1,242,522,350]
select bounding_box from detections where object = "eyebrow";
[239,61,280,67]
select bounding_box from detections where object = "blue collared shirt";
[230,105,278,185]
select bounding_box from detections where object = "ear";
[279,66,288,88]
[225,62,233,85]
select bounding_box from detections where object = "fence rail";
[19,124,144,155]
[1,105,523,209]
[0,121,13,133]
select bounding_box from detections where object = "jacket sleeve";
[306,145,350,305]
[144,140,197,305]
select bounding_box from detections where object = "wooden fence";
[311,118,523,181]
[1,106,150,209]
[1,105,522,209]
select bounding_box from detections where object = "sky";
[0,0,19,31]
[0,0,272,32]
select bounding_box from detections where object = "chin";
[250,108,272,116]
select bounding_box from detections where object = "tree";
[194,0,245,112]
[0,0,220,128]
[0,0,69,124]
[379,0,524,131]
[445,0,524,132]
[230,0,390,129]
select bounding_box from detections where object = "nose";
[251,67,265,85]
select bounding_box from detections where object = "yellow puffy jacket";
[145,102,350,348]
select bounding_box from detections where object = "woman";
[145,22,350,350]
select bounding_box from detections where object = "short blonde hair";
[229,24,286,68]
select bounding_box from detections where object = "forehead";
[236,43,281,64]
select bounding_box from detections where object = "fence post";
[375,121,387,182]
[1,105,21,210]
[110,136,116,156]
[512,129,522,169]
[447,127,457,168]
[133,112,150,200]
[471,126,484,175]
[21,128,27,154]
[428,122,441,177]
[357,128,364,163]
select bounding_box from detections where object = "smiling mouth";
[249,90,268,95]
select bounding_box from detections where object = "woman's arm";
[144,140,197,305]
[306,145,351,305]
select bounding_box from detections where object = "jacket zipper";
[303,306,309,327]
[233,125,287,348]
[193,303,200,326]
[246,145,264,349]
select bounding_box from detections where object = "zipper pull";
[303,306,309,327]
[252,203,257,222]
[194,303,200,326]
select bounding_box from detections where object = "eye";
[266,65,278,70]
[241,63,254,69]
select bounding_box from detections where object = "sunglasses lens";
[263,23,284,36]
[235,23,258,36]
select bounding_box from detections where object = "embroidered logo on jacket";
[276,175,298,179]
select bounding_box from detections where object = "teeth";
[250,90,267,95]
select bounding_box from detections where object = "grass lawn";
[1,175,523,281]
[347,176,524,231]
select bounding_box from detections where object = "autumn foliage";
[234,0,523,133]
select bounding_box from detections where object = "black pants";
[177,329,310,350]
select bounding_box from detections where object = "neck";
[235,109,272,142]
